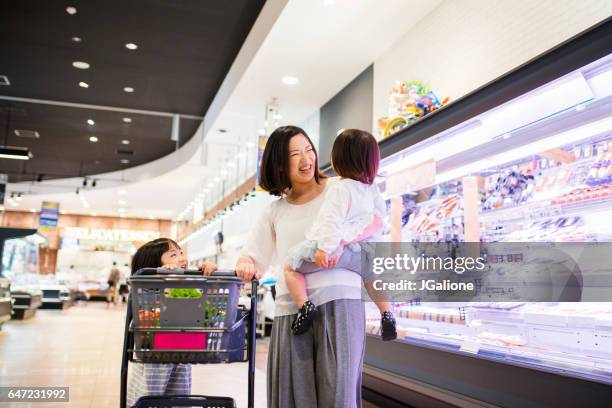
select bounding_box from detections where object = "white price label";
[459,340,480,355]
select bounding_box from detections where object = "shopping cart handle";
[210,269,237,277]
[133,267,203,276]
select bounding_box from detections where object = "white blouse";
[306,178,386,253]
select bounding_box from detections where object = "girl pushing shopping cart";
[120,266,257,408]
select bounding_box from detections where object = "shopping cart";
[120,268,257,408]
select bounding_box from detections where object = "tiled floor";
[0,302,268,408]
[0,302,380,408]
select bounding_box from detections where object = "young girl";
[126,238,217,407]
[284,129,397,340]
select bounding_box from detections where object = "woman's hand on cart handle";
[236,256,261,282]
[199,261,218,276]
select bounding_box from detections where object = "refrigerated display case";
[361,19,612,408]
[0,228,44,320]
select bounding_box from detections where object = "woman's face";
[160,243,187,268]
[287,134,316,185]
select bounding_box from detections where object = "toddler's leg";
[364,278,397,342]
[284,265,308,307]
[284,264,319,336]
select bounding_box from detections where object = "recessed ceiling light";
[119,190,127,195]
[214,177,221,182]
[60,210,67,215]
[89,136,98,142]
[148,215,154,220]
[122,117,132,123]
[72,61,90,69]
[118,208,126,213]
[207,183,214,188]
[120,214,126,218]
[30,208,36,213]
[121,139,130,145]
[121,159,130,164]
[72,36,82,42]
[87,119,95,125]
[66,6,77,15]
[118,200,126,205]
[282,76,299,85]
[79,81,89,88]
[123,86,134,93]
[125,43,138,50]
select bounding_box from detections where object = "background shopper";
[126,238,217,407]
[237,126,366,408]
[107,262,121,305]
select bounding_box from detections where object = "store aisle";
[0,302,268,408]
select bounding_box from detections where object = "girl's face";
[160,244,187,268]
[287,134,316,185]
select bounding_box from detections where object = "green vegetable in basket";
[167,288,202,298]
[204,302,226,321]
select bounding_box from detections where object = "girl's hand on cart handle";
[199,261,218,276]
[236,256,260,282]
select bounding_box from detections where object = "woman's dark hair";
[258,125,326,196]
[131,238,179,275]
[332,129,380,185]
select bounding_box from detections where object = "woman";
[126,238,217,407]
[237,126,366,408]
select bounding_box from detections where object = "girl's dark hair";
[131,238,179,275]
[332,129,380,185]
[258,125,326,196]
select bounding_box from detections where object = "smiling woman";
[237,125,367,408]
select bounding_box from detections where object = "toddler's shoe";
[381,311,397,341]
[291,300,319,335]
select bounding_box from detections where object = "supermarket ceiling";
[0,0,265,183]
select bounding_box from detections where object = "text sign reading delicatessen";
[62,227,160,242]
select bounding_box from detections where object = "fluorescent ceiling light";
[282,76,299,85]
[72,61,90,69]
[0,146,32,160]
[123,86,134,93]
[125,43,138,50]
[79,81,89,88]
